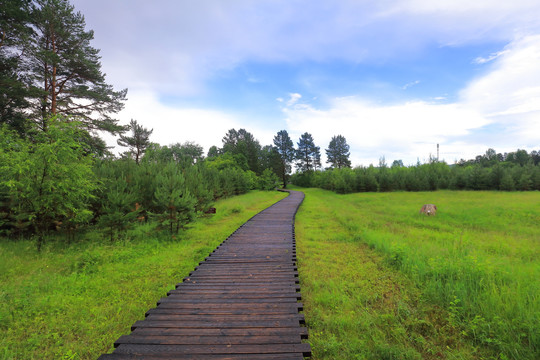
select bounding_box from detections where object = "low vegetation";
[0,190,287,360]
[294,187,539,359]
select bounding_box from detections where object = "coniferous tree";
[221,128,262,174]
[0,0,36,134]
[1,117,96,250]
[296,132,320,172]
[153,162,196,235]
[326,135,351,169]
[97,173,139,242]
[117,119,153,164]
[273,130,295,188]
[499,171,515,191]
[27,0,127,136]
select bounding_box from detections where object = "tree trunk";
[50,31,57,114]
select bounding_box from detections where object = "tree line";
[292,150,540,194]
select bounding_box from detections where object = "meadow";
[293,187,539,359]
[0,190,287,360]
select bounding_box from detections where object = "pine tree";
[117,119,153,164]
[28,0,127,137]
[221,128,262,174]
[273,130,295,188]
[0,0,36,134]
[499,171,515,191]
[326,135,351,169]
[1,117,97,250]
[296,132,320,172]
[97,174,139,242]
[153,163,196,235]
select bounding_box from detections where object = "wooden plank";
[131,319,303,329]
[99,353,304,360]
[114,343,311,356]
[143,314,305,322]
[114,335,303,346]
[130,327,308,338]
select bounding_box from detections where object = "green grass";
[0,190,287,360]
[293,187,539,360]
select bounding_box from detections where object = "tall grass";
[294,188,539,359]
[0,190,287,360]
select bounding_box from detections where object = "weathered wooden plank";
[145,307,301,316]
[131,319,303,329]
[99,353,304,360]
[130,327,308,338]
[114,334,303,346]
[114,343,311,356]
[143,314,305,322]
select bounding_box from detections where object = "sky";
[72,0,540,166]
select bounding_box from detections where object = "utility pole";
[437,143,440,161]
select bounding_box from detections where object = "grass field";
[293,187,539,359]
[0,190,287,360]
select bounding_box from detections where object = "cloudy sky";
[72,0,540,166]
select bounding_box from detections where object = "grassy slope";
[294,188,539,360]
[0,190,287,360]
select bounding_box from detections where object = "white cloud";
[402,80,420,90]
[107,90,279,155]
[473,50,509,64]
[284,97,488,166]
[108,91,242,154]
[281,35,540,166]
[286,93,302,106]
[461,34,540,146]
[74,0,540,96]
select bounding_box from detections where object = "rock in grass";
[419,204,437,215]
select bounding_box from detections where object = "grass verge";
[0,190,287,360]
[293,187,539,360]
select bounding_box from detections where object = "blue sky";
[72,0,540,166]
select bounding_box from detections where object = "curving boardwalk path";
[98,190,311,359]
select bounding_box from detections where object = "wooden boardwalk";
[99,190,311,359]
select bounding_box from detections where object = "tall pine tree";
[296,132,320,172]
[0,0,36,134]
[273,130,295,188]
[326,135,351,169]
[28,0,127,136]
